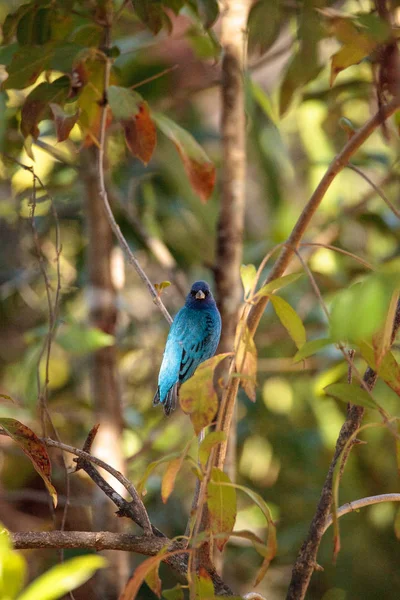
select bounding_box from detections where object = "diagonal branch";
[247,94,400,337]
[286,298,400,600]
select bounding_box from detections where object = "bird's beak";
[195,290,205,300]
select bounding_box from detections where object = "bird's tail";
[153,383,179,416]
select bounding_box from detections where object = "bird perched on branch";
[153,280,221,416]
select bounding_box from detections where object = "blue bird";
[153,280,222,416]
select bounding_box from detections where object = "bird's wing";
[173,309,216,382]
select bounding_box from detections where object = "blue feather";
[154,281,221,415]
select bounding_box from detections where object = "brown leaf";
[0,418,57,507]
[152,111,216,202]
[122,102,156,165]
[161,457,183,504]
[49,103,81,142]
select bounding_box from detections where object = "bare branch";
[323,493,400,534]
[96,29,172,325]
[347,163,400,220]
[247,94,400,338]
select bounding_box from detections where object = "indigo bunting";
[153,280,222,416]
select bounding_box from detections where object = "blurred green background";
[1,1,400,599]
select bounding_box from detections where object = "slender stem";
[323,493,400,534]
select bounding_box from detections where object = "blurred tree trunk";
[215,0,250,482]
[82,146,129,599]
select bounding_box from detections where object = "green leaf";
[220,482,277,584]
[190,567,215,599]
[0,418,57,507]
[2,45,54,90]
[270,295,306,349]
[254,273,303,299]
[0,527,26,600]
[324,383,378,410]
[56,323,114,355]
[108,86,143,121]
[152,111,215,202]
[358,341,400,397]
[240,264,257,298]
[330,276,395,344]
[293,338,332,363]
[199,431,227,469]
[189,0,219,29]
[18,555,107,600]
[248,0,282,55]
[131,0,172,34]
[180,353,232,434]
[207,467,237,552]
[162,584,184,600]
[144,564,162,599]
[2,3,32,44]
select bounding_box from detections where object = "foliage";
[1,0,400,599]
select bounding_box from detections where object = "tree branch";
[10,531,233,596]
[247,94,400,337]
[96,24,172,325]
[286,298,400,600]
[323,493,400,534]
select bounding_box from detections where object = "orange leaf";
[122,101,156,165]
[152,111,216,202]
[161,457,183,504]
[0,418,57,507]
[49,103,80,142]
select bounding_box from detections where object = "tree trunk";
[82,146,129,599]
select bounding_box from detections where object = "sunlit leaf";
[162,584,184,600]
[0,394,15,403]
[293,338,332,363]
[161,457,182,504]
[137,452,181,495]
[57,323,115,355]
[240,264,257,298]
[180,353,232,434]
[152,111,215,202]
[199,431,227,469]
[49,103,80,143]
[372,292,399,367]
[190,567,214,599]
[0,418,57,507]
[144,564,162,599]
[330,276,396,344]
[18,555,106,600]
[220,482,277,584]
[358,341,400,397]
[0,526,26,600]
[119,546,187,600]
[207,467,237,552]
[270,295,306,349]
[254,273,302,299]
[324,383,378,410]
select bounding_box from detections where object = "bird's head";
[185,281,215,308]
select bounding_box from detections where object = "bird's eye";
[191,290,196,296]
[204,290,209,296]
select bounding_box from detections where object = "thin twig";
[247,94,400,338]
[347,163,400,219]
[323,493,400,534]
[96,28,172,325]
